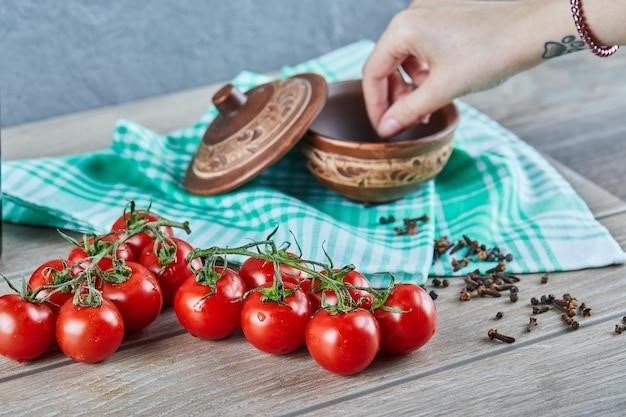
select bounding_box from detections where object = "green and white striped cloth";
[3,40,624,285]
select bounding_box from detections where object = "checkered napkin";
[3,40,624,285]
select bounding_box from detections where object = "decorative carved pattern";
[301,142,453,188]
[192,78,312,179]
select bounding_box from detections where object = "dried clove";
[459,289,472,302]
[532,306,550,314]
[527,317,538,332]
[432,278,442,288]
[495,311,504,320]
[487,329,515,344]
[486,261,507,274]
[561,314,580,330]
[540,274,549,284]
[509,292,519,303]
[429,290,439,300]
[451,258,470,272]
[477,286,502,298]
[615,324,624,335]
[442,279,450,288]
[530,297,539,306]
[450,240,466,255]
[379,215,396,225]
[403,214,429,225]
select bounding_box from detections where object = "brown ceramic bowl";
[301,80,460,203]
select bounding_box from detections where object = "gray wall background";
[1,0,409,126]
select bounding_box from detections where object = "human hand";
[363,0,576,137]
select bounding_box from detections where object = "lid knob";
[212,84,247,114]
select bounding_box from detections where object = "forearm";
[364,0,624,136]
[519,0,625,66]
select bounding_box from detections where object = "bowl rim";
[306,79,460,150]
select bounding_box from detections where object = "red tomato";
[101,261,163,333]
[241,284,311,354]
[174,267,246,340]
[0,294,56,362]
[139,237,202,306]
[238,255,307,289]
[307,270,374,311]
[305,308,380,375]
[68,233,134,273]
[28,259,74,308]
[56,298,124,363]
[373,284,437,355]
[111,210,174,258]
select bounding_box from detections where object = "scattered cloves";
[509,292,519,303]
[432,278,442,288]
[540,274,549,284]
[527,317,538,332]
[615,324,624,335]
[495,311,503,320]
[442,279,449,288]
[532,306,550,314]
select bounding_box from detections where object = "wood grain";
[0,211,623,416]
[306,315,626,417]
[3,84,222,160]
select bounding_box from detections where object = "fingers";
[362,27,409,129]
[377,77,450,137]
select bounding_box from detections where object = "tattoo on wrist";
[542,35,587,59]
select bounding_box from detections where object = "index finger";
[362,33,408,129]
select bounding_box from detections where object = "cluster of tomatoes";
[0,204,438,376]
[178,236,438,375]
[0,204,194,363]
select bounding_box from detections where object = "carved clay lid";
[184,73,327,195]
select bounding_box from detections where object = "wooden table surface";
[2,51,626,417]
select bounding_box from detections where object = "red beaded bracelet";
[570,0,619,57]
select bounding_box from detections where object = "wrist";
[517,0,588,63]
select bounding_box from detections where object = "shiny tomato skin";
[28,259,73,309]
[174,267,246,340]
[307,270,374,312]
[111,210,174,258]
[238,255,306,289]
[56,298,124,363]
[305,308,380,375]
[0,295,56,362]
[101,261,163,333]
[373,284,437,355]
[241,284,311,355]
[139,237,202,307]
[68,233,134,273]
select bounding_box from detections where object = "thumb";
[376,78,450,138]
